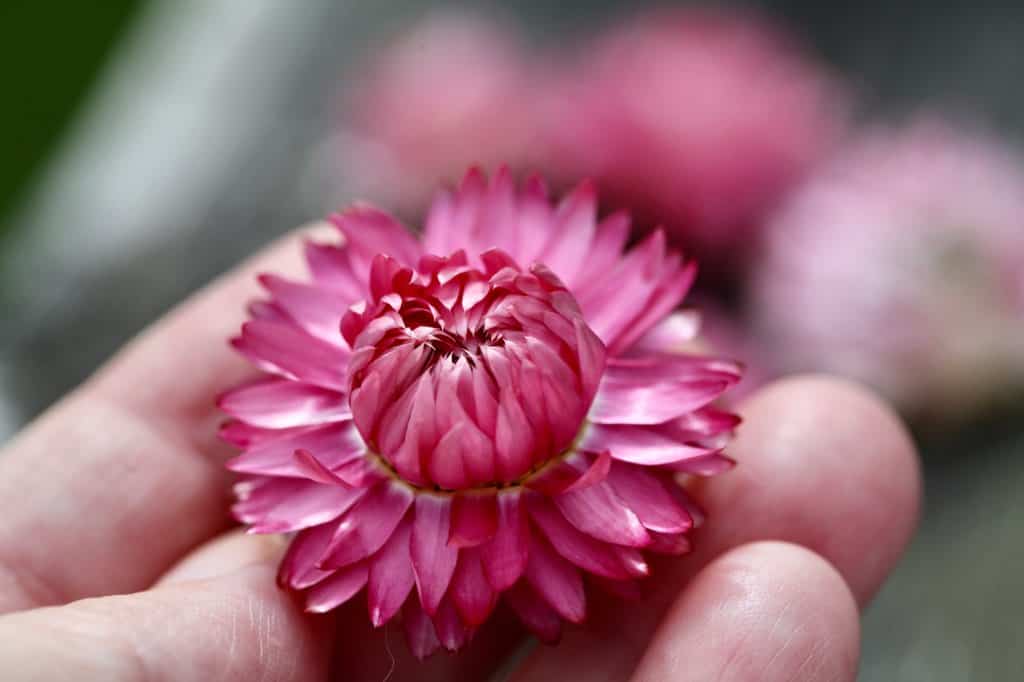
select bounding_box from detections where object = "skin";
[0,226,921,681]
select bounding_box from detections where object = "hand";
[0,227,920,681]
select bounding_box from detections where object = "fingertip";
[631,541,860,682]
[719,374,922,604]
[156,529,287,585]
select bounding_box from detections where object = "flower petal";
[319,481,413,569]
[504,581,562,644]
[403,598,441,660]
[411,494,459,615]
[231,319,349,391]
[278,522,336,589]
[554,480,650,547]
[304,561,368,613]
[449,493,498,548]
[450,547,498,627]
[367,517,414,627]
[233,477,364,534]
[218,378,349,429]
[524,538,586,623]
[433,596,473,652]
[582,423,719,467]
[226,422,364,478]
[480,490,530,591]
[606,462,693,533]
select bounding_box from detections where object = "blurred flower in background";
[334,10,540,213]
[546,7,846,271]
[751,118,1024,419]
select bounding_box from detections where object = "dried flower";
[221,169,740,657]
[336,12,539,212]
[752,118,1024,417]
[547,8,845,268]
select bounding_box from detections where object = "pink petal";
[226,422,364,478]
[304,561,368,613]
[524,538,586,623]
[664,453,737,476]
[319,482,413,569]
[258,274,353,345]
[449,493,498,548]
[218,378,349,429]
[646,531,693,556]
[411,494,459,615]
[528,496,647,580]
[433,596,473,652]
[278,522,336,589]
[330,205,422,276]
[581,423,718,467]
[233,477,364,533]
[628,310,702,355]
[481,490,530,591]
[538,180,597,287]
[606,462,693,533]
[403,598,441,660]
[367,518,414,627]
[231,319,349,391]
[590,371,734,425]
[504,581,562,644]
[450,547,497,627]
[574,318,607,405]
[303,240,366,301]
[554,480,650,547]
[525,450,609,496]
[609,259,698,355]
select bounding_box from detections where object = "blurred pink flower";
[547,8,845,269]
[752,118,1024,417]
[336,12,540,211]
[221,169,741,657]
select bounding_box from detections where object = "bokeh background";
[1,1,1022,679]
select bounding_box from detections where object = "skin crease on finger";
[629,541,860,682]
[510,376,920,682]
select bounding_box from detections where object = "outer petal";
[218,378,349,429]
[233,478,365,534]
[504,581,562,644]
[606,462,693,533]
[278,522,336,590]
[524,537,586,623]
[433,596,473,652]
[231,319,349,391]
[411,494,459,615]
[449,547,498,627]
[367,518,415,626]
[554,480,650,547]
[226,422,364,478]
[480,490,530,591]
[403,598,442,660]
[319,481,413,568]
[304,561,368,613]
[449,493,498,548]
[582,422,720,467]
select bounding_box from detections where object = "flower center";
[340,251,606,490]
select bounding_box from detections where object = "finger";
[628,542,859,682]
[0,221,334,613]
[513,375,920,681]
[0,531,334,682]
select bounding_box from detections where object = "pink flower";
[547,8,845,268]
[221,169,741,657]
[336,12,540,212]
[752,118,1024,418]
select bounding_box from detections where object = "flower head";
[752,118,1024,417]
[547,7,845,268]
[336,11,539,211]
[222,168,741,657]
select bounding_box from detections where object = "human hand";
[0,227,920,681]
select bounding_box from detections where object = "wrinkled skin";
[0,225,920,681]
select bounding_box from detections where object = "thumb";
[0,531,334,681]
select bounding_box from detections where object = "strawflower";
[752,118,1024,418]
[220,168,741,657]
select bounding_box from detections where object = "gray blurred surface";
[1,1,1023,680]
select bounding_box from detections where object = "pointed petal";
[218,378,349,429]
[582,423,718,466]
[233,478,365,533]
[403,598,441,660]
[554,480,650,547]
[481,490,530,591]
[411,494,459,615]
[504,581,562,644]
[258,274,353,345]
[528,496,647,580]
[226,422,365,478]
[606,462,693,533]
[524,538,586,623]
[231,319,349,391]
[304,561,368,613]
[450,547,497,627]
[433,596,473,652]
[278,523,336,590]
[449,493,498,548]
[319,481,413,569]
[367,518,414,627]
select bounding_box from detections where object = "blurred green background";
[0,1,142,229]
